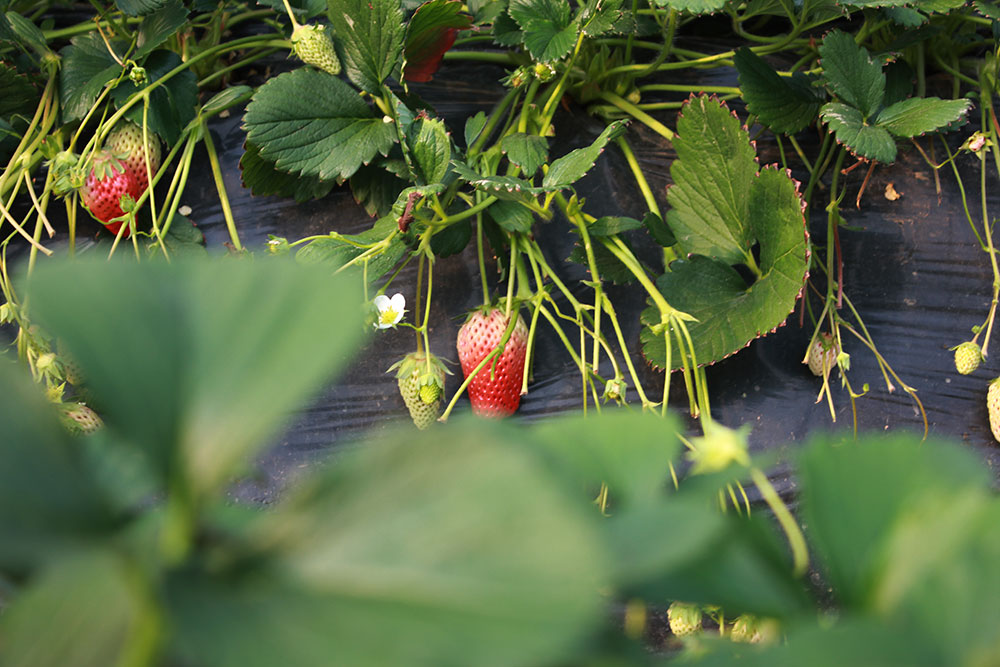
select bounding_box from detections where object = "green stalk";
[200,121,243,251]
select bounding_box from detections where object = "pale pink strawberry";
[457,306,528,417]
[106,121,161,193]
[80,150,138,236]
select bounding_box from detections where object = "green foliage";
[818,30,972,162]
[641,97,808,369]
[410,115,451,184]
[114,0,170,17]
[239,140,337,202]
[110,50,197,144]
[734,47,823,134]
[500,132,549,177]
[328,0,405,93]
[0,63,39,120]
[135,0,188,58]
[508,0,578,62]
[296,213,407,283]
[243,68,398,182]
[542,119,627,189]
[59,32,126,123]
[651,0,727,13]
[402,0,471,83]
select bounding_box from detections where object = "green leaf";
[583,215,642,236]
[642,98,808,369]
[4,11,46,53]
[464,110,487,148]
[508,0,576,61]
[430,218,471,256]
[239,141,337,203]
[216,420,608,667]
[578,0,624,36]
[0,63,39,119]
[821,102,897,163]
[255,0,326,21]
[875,96,973,138]
[567,238,637,285]
[59,32,124,123]
[491,10,523,46]
[402,0,471,83]
[26,257,367,499]
[244,68,397,182]
[115,0,168,16]
[798,434,990,610]
[111,50,197,144]
[975,0,1000,18]
[0,363,116,570]
[819,30,885,118]
[650,0,727,12]
[200,85,254,117]
[884,7,926,26]
[0,551,149,667]
[136,0,188,58]
[500,132,548,177]
[663,96,757,265]
[525,411,680,509]
[328,0,405,92]
[350,163,407,216]
[643,211,675,247]
[487,198,535,233]
[452,159,553,198]
[542,119,626,189]
[734,47,823,134]
[296,214,406,283]
[411,115,451,184]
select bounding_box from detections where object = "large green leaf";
[650,0,727,12]
[798,434,989,610]
[734,47,823,134]
[111,50,197,144]
[821,102,897,162]
[135,0,188,58]
[0,551,149,667]
[168,421,608,667]
[818,30,885,118]
[26,257,367,500]
[59,32,125,123]
[542,119,626,188]
[641,98,808,369]
[296,213,406,285]
[875,96,972,137]
[508,0,577,61]
[663,95,758,265]
[328,0,405,92]
[4,11,46,54]
[0,362,117,570]
[243,68,397,182]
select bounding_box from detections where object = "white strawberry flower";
[373,293,406,330]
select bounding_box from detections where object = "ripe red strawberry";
[389,351,449,429]
[106,121,161,193]
[80,150,138,237]
[457,305,528,417]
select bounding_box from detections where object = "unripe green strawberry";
[730,614,761,643]
[106,121,161,194]
[58,402,103,435]
[954,342,982,375]
[807,332,840,376]
[667,602,702,638]
[292,24,341,75]
[989,378,1000,443]
[390,351,449,429]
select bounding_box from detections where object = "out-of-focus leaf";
[26,257,367,499]
[136,0,188,58]
[111,50,197,144]
[328,0,405,92]
[402,0,470,82]
[0,550,151,667]
[170,420,608,667]
[244,68,397,182]
[798,434,990,610]
[0,363,117,570]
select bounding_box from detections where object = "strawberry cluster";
[80,122,161,237]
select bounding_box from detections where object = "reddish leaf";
[403,0,471,83]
